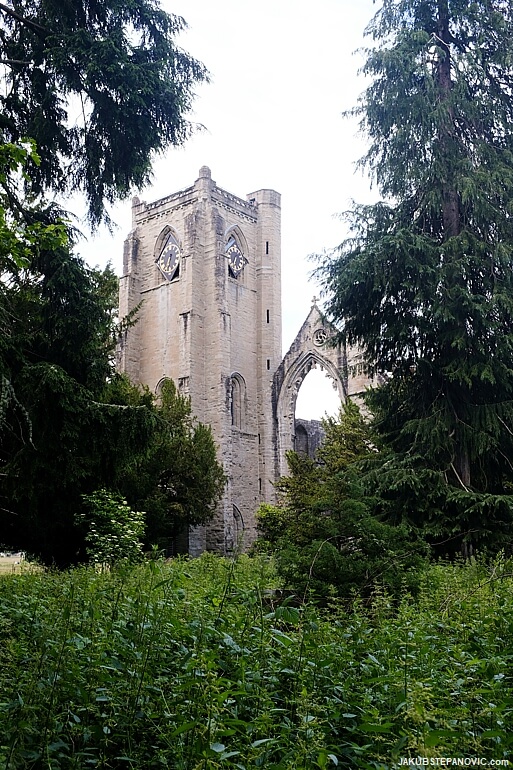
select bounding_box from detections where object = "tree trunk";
[454,448,471,489]
[436,1,470,490]
[436,0,461,240]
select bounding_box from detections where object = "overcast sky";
[76,0,379,419]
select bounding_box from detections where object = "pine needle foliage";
[315,0,513,552]
[0,0,208,225]
[256,400,427,600]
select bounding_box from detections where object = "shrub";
[0,556,512,767]
[256,401,429,600]
[78,489,145,566]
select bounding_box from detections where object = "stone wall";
[118,169,375,554]
[118,168,281,553]
[294,418,325,460]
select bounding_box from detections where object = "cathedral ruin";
[118,168,371,554]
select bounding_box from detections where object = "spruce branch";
[0,2,48,36]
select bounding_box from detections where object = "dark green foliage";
[2,369,225,566]
[315,0,513,551]
[0,3,215,562]
[0,0,208,224]
[0,140,69,444]
[2,367,158,566]
[0,166,225,564]
[1,555,512,767]
[257,400,427,600]
[0,157,137,564]
[102,377,227,552]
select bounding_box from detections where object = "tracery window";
[155,228,181,281]
[225,233,247,279]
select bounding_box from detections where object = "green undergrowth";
[0,553,512,768]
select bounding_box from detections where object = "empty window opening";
[266,359,271,370]
[295,424,309,457]
[265,241,269,255]
[295,369,340,421]
[266,309,270,323]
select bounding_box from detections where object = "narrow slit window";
[265,241,269,255]
[266,309,270,323]
[266,359,270,370]
[231,377,242,428]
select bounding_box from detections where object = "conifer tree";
[256,400,427,599]
[0,0,207,225]
[316,0,513,551]
[0,152,225,565]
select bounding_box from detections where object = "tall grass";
[0,554,512,768]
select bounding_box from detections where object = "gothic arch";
[272,303,347,477]
[155,376,172,397]
[224,225,248,256]
[154,224,181,256]
[229,372,246,429]
[224,225,248,281]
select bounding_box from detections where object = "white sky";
[76,0,379,419]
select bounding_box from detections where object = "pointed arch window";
[295,423,309,457]
[225,234,247,279]
[155,228,181,281]
[230,373,246,429]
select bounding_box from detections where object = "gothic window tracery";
[155,227,181,281]
[225,232,247,279]
[313,328,328,346]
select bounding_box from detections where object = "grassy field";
[0,553,512,769]
[0,555,29,574]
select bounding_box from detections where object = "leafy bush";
[257,400,428,600]
[0,555,512,767]
[78,489,145,566]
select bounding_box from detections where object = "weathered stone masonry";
[118,169,373,554]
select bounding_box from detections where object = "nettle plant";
[79,489,145,566]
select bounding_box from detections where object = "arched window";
[295,423,309,457]
[155,377,174,404]
[225,230,247,279]
[230,373,246,429]
[155,227,181,282]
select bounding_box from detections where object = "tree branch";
[450,462,470,492]
[0,58,32,66]
[90,401,150,410]
[0,2,48,36]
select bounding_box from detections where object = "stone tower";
[118,167,282,554]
